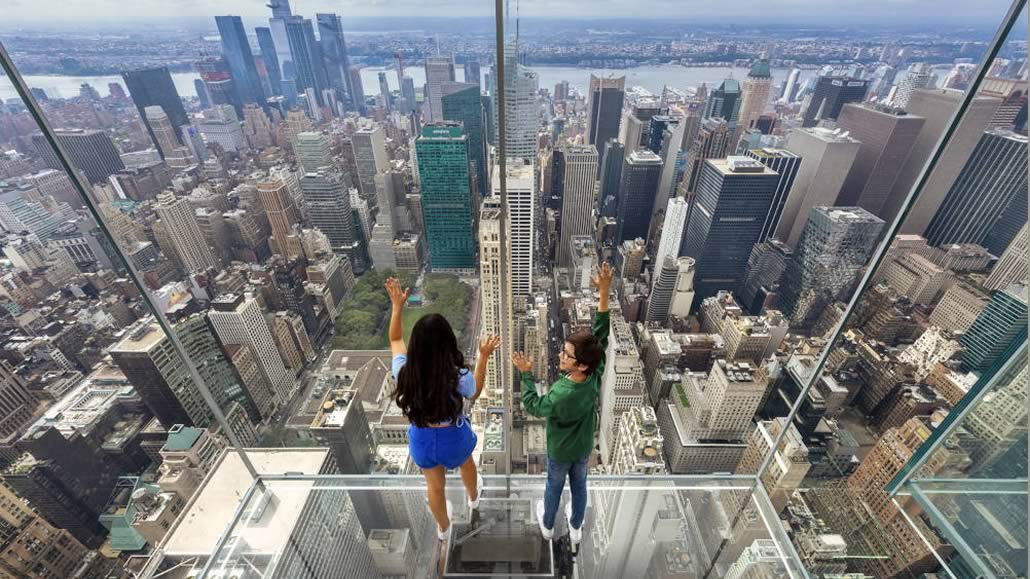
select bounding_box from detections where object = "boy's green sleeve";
[593,310,611,376]
[521,372,562,418]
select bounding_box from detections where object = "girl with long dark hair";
[386,277,500,542]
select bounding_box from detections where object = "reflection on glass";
[0,0,1024,576]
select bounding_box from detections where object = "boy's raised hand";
[385,277,410,309]
[511,352,533,373]
[591,261,614,291]
[479,335,501,357]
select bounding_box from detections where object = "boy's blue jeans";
[542,455,589,530]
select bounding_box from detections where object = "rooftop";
[163,425,203,451]
[159,448,329,560]
[109,321,165,353]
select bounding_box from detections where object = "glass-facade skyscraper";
[215,16,265,107]
[925,129,1029,250]
[121,66,188,149]
[441,82,487,195]
[317,13,355,109]
[586,75,625,163]
[615,149,663,243]
[960,284,1028,372]
[255,26,283,97]
[681,156,780,304]
[415,123,476,270]
[801,75,869,127]
[285,17,329,106]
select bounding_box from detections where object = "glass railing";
[138,469,808,579]
[889,336,1028,578]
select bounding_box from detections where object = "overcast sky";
[0,0,1020,29]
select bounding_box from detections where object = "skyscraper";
[893,63,936,109]
[32,129,125,184]
[778,207,884,329]
[704,78,742,130]
[598,139,625,217]
[284,17,329,106]
[736,59,772,140]
[352,124,390,203]
[496,162,536,302]
[744,148,802,242]
[801,75,869,127]
[378,71,391,111]
[464,58,481,88]
[739,239,793,314]
[477,198,508,412]
[441,82,487,195]
[399,76,417,114]
[681,157,779,304]
[258,177,302,257]
[895,89,1001,236]
[492,41,539,161]
[834,103,925,221]
[925,129,1028,249]
[255,26,282,96]
[424,56,456,122]
[779,127,861,247]
[208,293,294,406]
[654,196,688,269]
[985,223,1028,291]
[317,13,355,109]
[646,256,695,324]
[557,145,599,268]
[154,191,217,274]
[599,312,647,462]
[301,169,355,254]
[195,56,241,114]
[959,284,1028,372]
[0,361,34,441]
[586,75,625,164]
[615,149,663,243]
[295,131,331,174]
[416,123,476,271]
[678,117,730,196]
[779,68,801,103]
[620,100,665,155]
[349,66,366,112]
[122,66,188,150]
[105,321,197,426]
[144,106,193,168]
[215,16,265,106]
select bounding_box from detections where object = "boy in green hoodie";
[512,262,612,544]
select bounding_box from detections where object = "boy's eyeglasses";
[559,349,577,362]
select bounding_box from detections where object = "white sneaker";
[467,472,484,510]
[566,502,582,544]
[535,499,554,540]
[436,500,454,541]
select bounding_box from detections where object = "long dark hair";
[394,313,468,427]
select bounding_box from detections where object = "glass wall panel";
[756,2,1029,577]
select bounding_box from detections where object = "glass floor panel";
[139,474,809,579]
